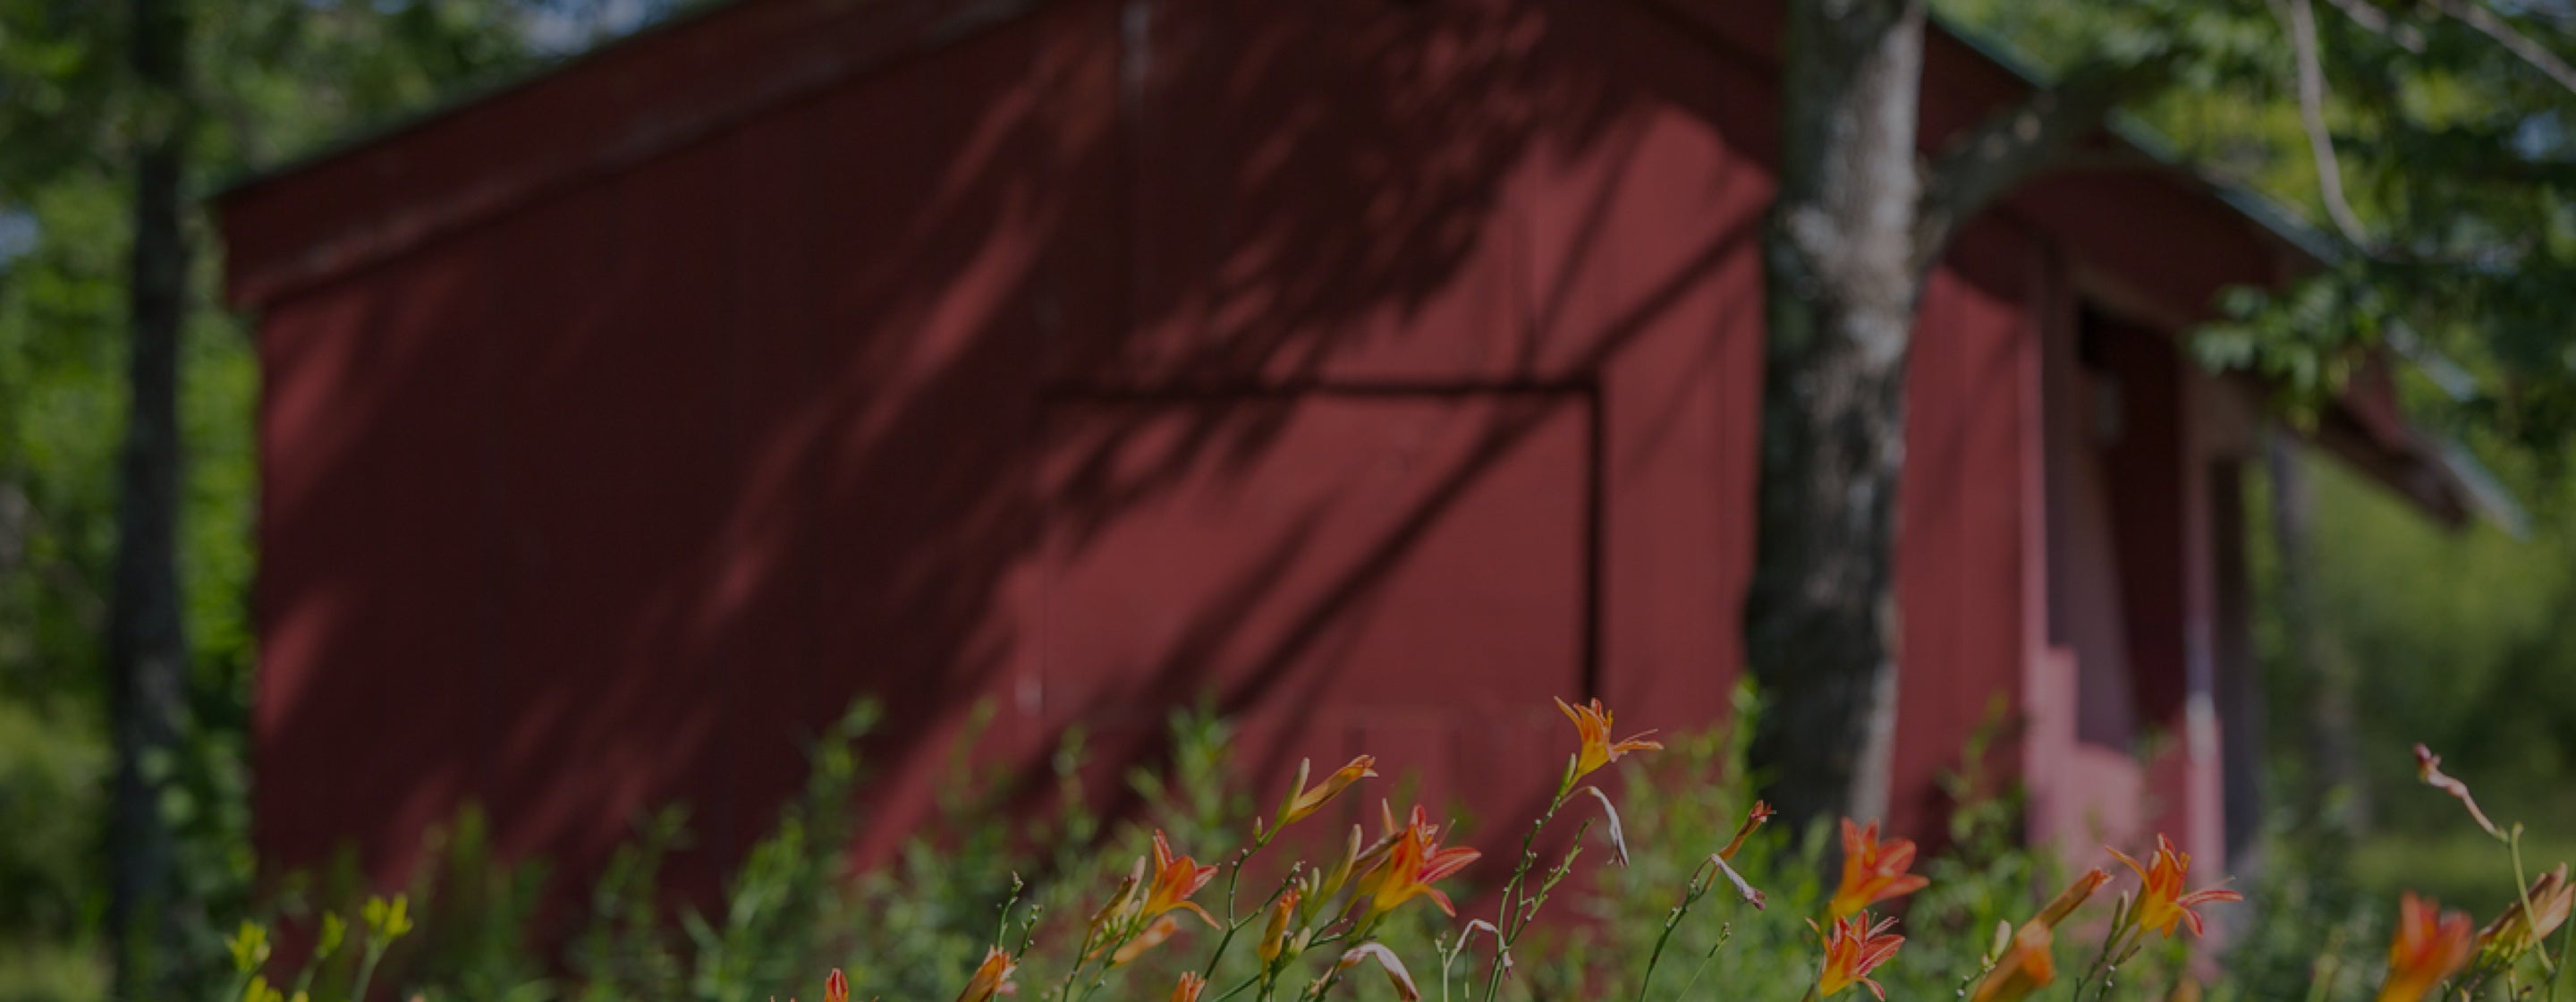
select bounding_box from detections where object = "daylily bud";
[954,947,1016,1002]
[1110,915,1182,967]
[1278,756,1377,828]
[2477,864,2572,962]
[1318,824,1366,904]
[1089,867,1143,944]
[826,968,850,1002]
[1259,889,1301,964]
[1716,800,1775,862]
[1968,922,2055,1002]
[1170,972,1207,1002]
[2032,869,2111,930]
[2414,744,2502,838]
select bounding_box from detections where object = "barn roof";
[1942,14,2505,530]
[210,0,2493,527]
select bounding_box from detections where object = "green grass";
[2350,828,2576,917]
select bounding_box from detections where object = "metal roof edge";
[2434,437,2533,539]
[209,0,743,204]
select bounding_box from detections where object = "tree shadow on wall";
[256,0,1775,925]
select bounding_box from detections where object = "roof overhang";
[212,0,2497,529]
[1937,14,2497,531]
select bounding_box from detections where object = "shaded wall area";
[232,0,2047,904]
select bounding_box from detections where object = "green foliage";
[1954,0,2576,459]
[198,691,2371,1002]
[2261,455,2576,836]
[1,3,691,998]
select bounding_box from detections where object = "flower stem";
[2072,912,2135,1002]
[2546,897,2574,1002]
[1208,974,1265,1002]
[2510,826,2559,978]
[1636,865,1716,1002]
[1199,829,1282,979]
[1480,766,1577,1002]
[1058,922,1109,1002]
[350,943,387,1002]
[1668,921,1734,1000]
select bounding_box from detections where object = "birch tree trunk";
[1746,0,1927,828]
[1747,0,2152,830]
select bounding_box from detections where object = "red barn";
[215,0,2473,899]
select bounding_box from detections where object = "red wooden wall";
[223,0,2300,900]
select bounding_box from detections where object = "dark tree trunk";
[2264,429,2369,830]
[108,0,192,991]
[1746,0,1928,829]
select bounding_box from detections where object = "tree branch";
[2319,0,2425,52]
[1912,58,2165,272]
[2279,0,2374,245]
[2436,0,2576,97]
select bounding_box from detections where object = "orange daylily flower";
[1078,831,1216,966]
[2032,868,2111,930]
[2106,835,2241,938]
[1815,911,1905,1000]
[954,947,1015,1002]
[826,969,849,1002]
[2377,893,2474,1002]
[1278,756,1377,828]
[1144,830,1220,928]
[1967,921,2055,1002]
[1343,802,1438,891]
[1169,972,1207,1002]
[1827,819,1930,919]
[2414,743,2501,838]
[1717,800,1776,862]
[2478,863,2573,961]
[1361,805,1480,919]
[1555,697,1662,779]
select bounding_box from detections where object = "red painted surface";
[219,0,2428,908]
